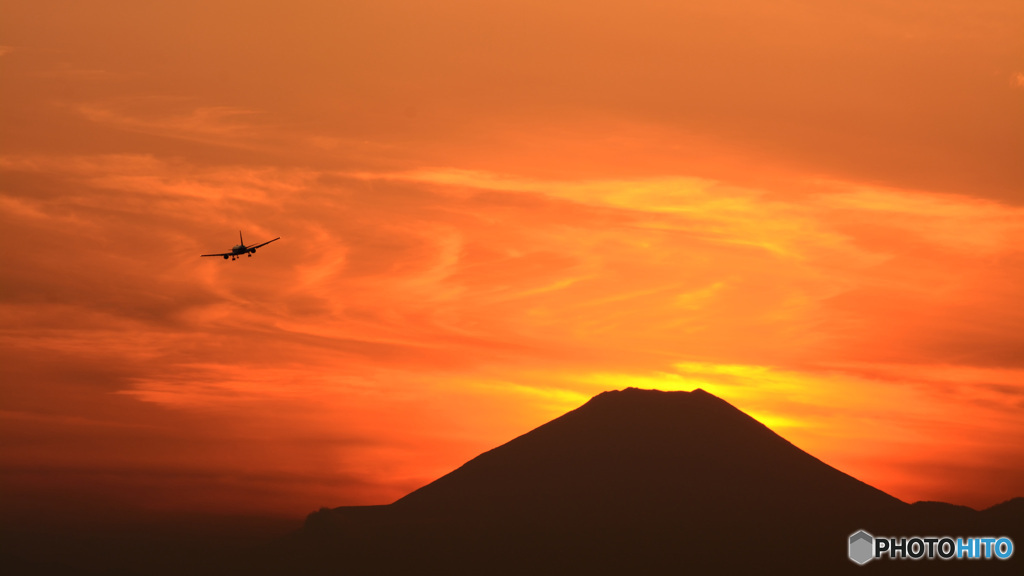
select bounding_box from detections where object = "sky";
[2,1,1023,524]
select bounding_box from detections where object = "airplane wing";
[200,252,232,257]
[248,237,281,251]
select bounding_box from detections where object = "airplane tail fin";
[239,230,244,246]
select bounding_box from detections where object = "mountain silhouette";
[394,388,904,519]
[220,389,1024,574]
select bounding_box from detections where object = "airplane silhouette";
[201,231,280,260]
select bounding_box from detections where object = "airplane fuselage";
[224,244,256,259]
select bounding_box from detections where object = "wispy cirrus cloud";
[5,146,1024,514]
[75,104,272,148]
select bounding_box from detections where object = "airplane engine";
[223,255,229,259]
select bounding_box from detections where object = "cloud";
[76,104,268,146]
[814,184,1024,256]
[5,147,1024,515]
[7,154,1021,383]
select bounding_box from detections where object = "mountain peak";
[582,386,733,412]
[591,386,712,397]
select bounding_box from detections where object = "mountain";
[248,388,1020,575]
[394,387,904,518]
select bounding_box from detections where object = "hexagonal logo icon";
[849,530,874,565]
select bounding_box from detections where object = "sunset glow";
[2,1,1023,524]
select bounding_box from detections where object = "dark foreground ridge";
[252,388,1021,575]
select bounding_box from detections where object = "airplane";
[201,231,280,260]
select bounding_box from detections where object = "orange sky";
[2,1,1023,523]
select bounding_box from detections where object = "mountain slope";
[394,388,904,521]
